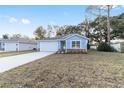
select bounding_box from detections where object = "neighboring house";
[0,39,37,52]
[38,34,88,53]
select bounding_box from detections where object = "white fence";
[110,43,121,52]
[90,43,121,52]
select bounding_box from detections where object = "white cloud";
[0,15,31,25]
[0,15,17,23]
[20,18,31,25]
[9,17,18,23]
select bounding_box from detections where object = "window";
[72,41,80,48]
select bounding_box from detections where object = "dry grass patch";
[0,50,36,57]
[0,50,124,87]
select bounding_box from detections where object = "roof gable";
[63,34,88,40]
[39,34,88,41]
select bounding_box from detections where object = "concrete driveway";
[0,52,54,73]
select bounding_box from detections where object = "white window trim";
[71,40,81,49]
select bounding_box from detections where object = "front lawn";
[0,50,36,57]
[0,50,124,88]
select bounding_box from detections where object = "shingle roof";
[0,39,37,44]
[39,34,88,41]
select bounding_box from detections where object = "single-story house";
[38,34,88,53]
[0,39,37,52]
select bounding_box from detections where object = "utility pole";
[98,7,102,43]
[107,5,111,45]
[85,18,89,38]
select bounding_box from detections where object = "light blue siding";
[58,41,61,49]
[66,35,87,49]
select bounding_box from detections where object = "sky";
[0,5,124,38]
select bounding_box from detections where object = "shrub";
[33,48,37,50]
[121,43,124,53]
[97,42,116,52]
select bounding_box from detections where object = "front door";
[61,41,66,50]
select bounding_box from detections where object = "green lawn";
[0,50,36,57]
[0,50,124,88]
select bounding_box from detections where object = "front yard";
[0,50,124,88]
[0,50,36,57]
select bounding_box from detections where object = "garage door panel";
[5,43,18,51]
[40,41,58,52]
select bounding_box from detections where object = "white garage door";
[40,41,59,52]
[5,43,18,52]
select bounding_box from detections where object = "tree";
[56,26,64,36]
[117,14,124,38]
[10,34,22,39]
[10,34,33,40]
[22,35,31,40]
[2,34,9,39]
[100,5,120,44]
[53,25,60,36]
[85,5,121,44]
[85,5,107,43]
[47,25,53,38]
[34,26,46,40]
[89,16,108,43]
[56,25,84,36]
[111,13,124,38]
